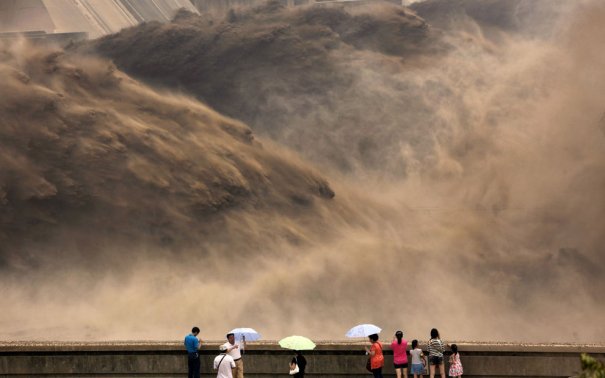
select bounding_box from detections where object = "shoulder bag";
[290,356,300,375]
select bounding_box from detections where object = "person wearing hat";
[391,330,409,378]
[214,348,236,378]
[221,333,246,378]
[184,326,203,378]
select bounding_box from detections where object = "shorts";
[394,363,408,369]
[429,356,443,365]
[411,363,424,374]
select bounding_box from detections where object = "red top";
[391,339,408,364]
[370,342,385,369]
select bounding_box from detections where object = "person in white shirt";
[409,339,427,378]
[220,333,246,378]
[213,352,236,378]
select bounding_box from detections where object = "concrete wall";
[0,342,603,377]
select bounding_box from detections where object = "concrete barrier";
[0,341,603,377]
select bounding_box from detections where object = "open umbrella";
[278,335,316,350]
[229,328,261,342]
[345,324,382,338]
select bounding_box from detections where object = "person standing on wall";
[221,333,246,378]
[185,326,202,378]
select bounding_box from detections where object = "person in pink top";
[391,330,409,378]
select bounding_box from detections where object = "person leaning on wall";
[185,326,203,378]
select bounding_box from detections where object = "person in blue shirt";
[185,327,202,378]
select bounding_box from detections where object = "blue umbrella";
[229,327,261,342]
[345,324,382,338]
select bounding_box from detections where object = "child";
[448,344,463,378]
[409,339,426,378]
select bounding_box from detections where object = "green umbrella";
[278,335,316,350]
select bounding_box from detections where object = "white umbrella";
[229,327,261,341]
[345,324,382,338]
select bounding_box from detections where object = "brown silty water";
[0,0,604,343]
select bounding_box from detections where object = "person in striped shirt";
[428,328,445,378]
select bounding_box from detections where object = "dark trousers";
[371,367,383,378]
[188,352,200,378]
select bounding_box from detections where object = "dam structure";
[0,0,198,38]
[1,341,603,377]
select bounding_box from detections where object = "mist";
[1,0,604,343]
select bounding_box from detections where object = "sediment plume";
[0,39,355,339]
[409,0,573,39]
[1,0,604,343]
[78,1,446,176]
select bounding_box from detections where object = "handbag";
[289,363,299,375]
[289,357,299,375]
